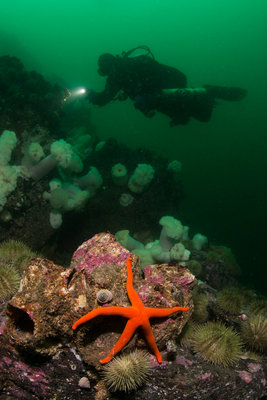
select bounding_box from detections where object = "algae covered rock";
[70,232,195,366]
[5,232,195,367]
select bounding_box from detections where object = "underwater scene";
[0,0,266,399]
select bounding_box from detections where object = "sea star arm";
[72,306,135,330]
[126,257,144,308]
[100,317,140,364]
[73,257,190,365]
[141,320,162,363]
[145,305,189,319]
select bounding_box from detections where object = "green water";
[0,0,266,293]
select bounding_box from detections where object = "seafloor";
[0,56,266,400]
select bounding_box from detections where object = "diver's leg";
[155,91,191,126]
[167,89,214,123]
[134,94,156,118]
[203,85,247,101]
[189,90,215,122]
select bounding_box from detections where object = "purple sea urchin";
[102,350,151,392]
[192,321,243,366]
[96,289,113,304]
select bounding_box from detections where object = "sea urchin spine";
[103,350,151,392]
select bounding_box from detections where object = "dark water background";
[0,0,266,294]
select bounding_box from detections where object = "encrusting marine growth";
[72,257,189,363]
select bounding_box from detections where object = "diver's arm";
[87,78,120,106]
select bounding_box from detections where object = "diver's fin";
[203,85,247,101]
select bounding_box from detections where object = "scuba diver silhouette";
[86,46,247,127]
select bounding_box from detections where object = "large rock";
[5,232,194,367]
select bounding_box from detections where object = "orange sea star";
[72,257,189,363]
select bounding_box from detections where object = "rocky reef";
[0,55,65,132]
[0,232,266,399]
[4,232,193,367]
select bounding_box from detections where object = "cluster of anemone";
[116,215,211,273]
[0,125,183,234]
[0,127,104,230]
[39,140,103,229]
[111,162,155,194]
[116,215,193,270]
[102,350,151,392]
[127,163,154,193]
[0,130,22,211]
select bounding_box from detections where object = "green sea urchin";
[0,239,38,272]
[242,350,262,361]
[217,287,256,315]
[0,264,20,300]
[179,321,198,348]
[102,350,151,392]
[241,315,267,352]
[187,260,202,276]
[248,299,267,317]
[192,321,243,366]
[192,293,208,323]
[217,287,243,315]
[207,246,241,276]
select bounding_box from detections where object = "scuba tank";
[121,45,155,59]
[162,88,206,95]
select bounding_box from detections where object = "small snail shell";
[96,289,113,304]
